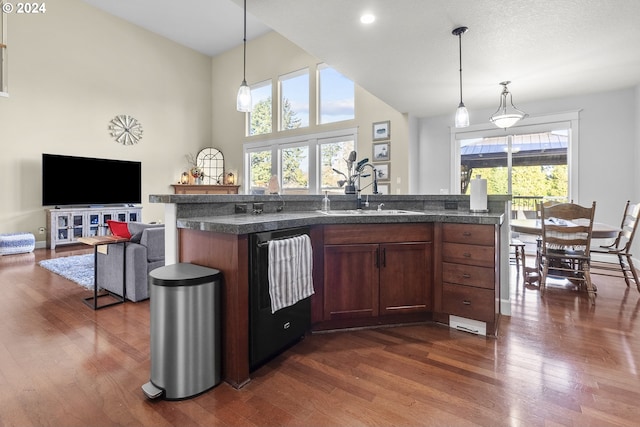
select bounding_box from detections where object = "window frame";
[243,128,358,195]
[317,63,355,125]
[247,79,273,137]
[450,111,580,200]
[278,68,310,131]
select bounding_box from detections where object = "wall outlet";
[252,203,264,214]
[38,227,45,234]
[234,203,247,214]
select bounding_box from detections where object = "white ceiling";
[82,0,640,118]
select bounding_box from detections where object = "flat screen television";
[42,153,142,207]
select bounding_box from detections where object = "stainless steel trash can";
[142,263,222,400]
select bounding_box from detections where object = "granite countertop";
[177,209,505,235]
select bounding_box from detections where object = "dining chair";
[510,238,526,275]
[539,201,597,303]
[591,200,640,292]
[532,200,568,281]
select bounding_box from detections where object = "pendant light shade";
[236,0,251,112]
[452,26,469,128]
[237,80,251,112]
[489,81,527,128]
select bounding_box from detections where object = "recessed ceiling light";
[360,14,375,24]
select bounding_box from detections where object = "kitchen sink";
[317,209,425,216]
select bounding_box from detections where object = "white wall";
[416,87,639,229]
[0,0,213,242]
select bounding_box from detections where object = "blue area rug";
[39,254,94,289]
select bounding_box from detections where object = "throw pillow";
[106,220,131,238]
[129,231,143,243]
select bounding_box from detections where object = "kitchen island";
[150,194,510,389]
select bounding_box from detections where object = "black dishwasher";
[249,227,312,371]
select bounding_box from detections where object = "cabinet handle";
[462,273,471,279]
[463,300,471,305]
[463,232,472,237]
[463,252,471,258]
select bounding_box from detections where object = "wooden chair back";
[612,201,640,253]
[540,202,596,256]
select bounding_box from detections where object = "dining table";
[510,218,621,285]
[510,218,620,239]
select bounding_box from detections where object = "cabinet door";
[324,244,379,320]
[379,242,432,315]
[87,212,101,237]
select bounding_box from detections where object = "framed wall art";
[372,120,390,141]
[375,162,390,181]
[372,142,390,161]
[376,183,389,195]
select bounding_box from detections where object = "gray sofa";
[96,222,165,302]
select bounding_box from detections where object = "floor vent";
[449,315,486,336]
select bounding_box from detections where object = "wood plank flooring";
[1,247,640,426]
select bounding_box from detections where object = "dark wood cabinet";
[435,223,500,335]
[379,242,432,315]
[322,224,433,325]
[323,244,379,319]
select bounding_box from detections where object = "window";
[244,129,357,195]
[248,80,272,136]
[279,69,309,130]
[247,149,272,194]
[452,112,580,217]
[320,137,355,191]
[317,64,354,124]
[281,143,309,194]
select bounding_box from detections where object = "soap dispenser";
[322,191,331,211]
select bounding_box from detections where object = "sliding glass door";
[458,129,570,218]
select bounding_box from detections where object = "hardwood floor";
[2,248,640,426]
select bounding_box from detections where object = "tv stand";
[45,206,142,249]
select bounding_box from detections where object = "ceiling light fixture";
[236,0,251,112]
[360,14,375,24]
[452,26,469,128]
[489,81,527,129]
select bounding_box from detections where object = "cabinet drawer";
[442,262,494,289]
[441,283,495,322]
[324,224,432,245]
[442,242,495,267]
[442,223,495,246]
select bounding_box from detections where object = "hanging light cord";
[242,0,247,83]
[457,32,463,105]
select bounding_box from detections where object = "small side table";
[78,235,129,310]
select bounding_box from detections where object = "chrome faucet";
[377,203,385,211]
[355,162,379,209]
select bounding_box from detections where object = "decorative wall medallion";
[109,115,143,145]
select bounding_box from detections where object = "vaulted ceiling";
[82,0,640,118]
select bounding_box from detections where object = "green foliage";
[282,98,302,130]
[250,96,307,190]
[249,151,271,187]
[466,165,568,197]
[250,99,272,136]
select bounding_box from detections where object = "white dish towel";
[268,234,314,313]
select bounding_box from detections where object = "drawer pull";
[463,232,472,237]
[463,300,471,305]
[462,274,471,279]
[463,252,471,258]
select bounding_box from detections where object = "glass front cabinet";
[46,206,142,249]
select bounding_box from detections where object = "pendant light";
[452,26,469,128]
[236,0,251,112]
[489,81,527,129]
